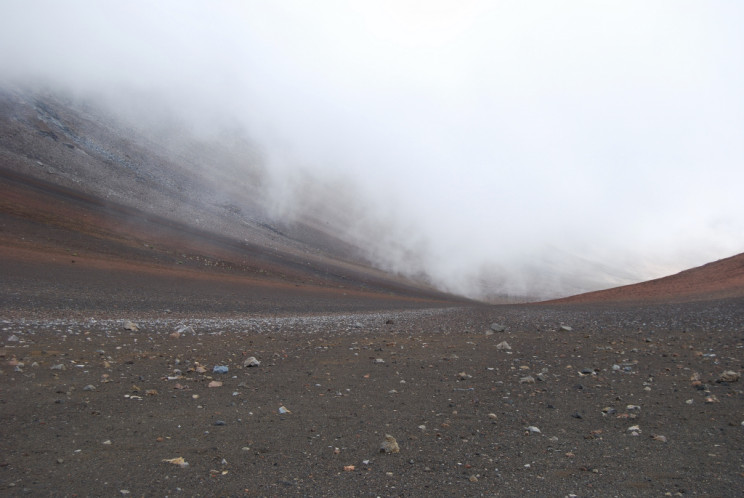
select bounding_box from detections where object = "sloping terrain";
[0,86,466,317]
[546,252,744,305]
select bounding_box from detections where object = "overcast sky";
[2,1,743,299]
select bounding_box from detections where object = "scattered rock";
[278,405,291,414]
[718,370,740,383]
[7,334,19,342]
[559,325,573,332]
[83,384,96,391]
[374,358,385,364]
[488,413,498,420]
[652,434,668,443]
[208,381,222,388]
[490,323,506,332]
[214,420,226,426]
[380,434,400,453]
[520,375,535,384]
[213,365,229,374]
[457,371,471,380]
[244,357,261,367]
[162,457,189,468]
[343,465,355,471]
[51,364,65,371]
[496,341,512,351]
[526,426,541,434]
[123,321,139,331]
[627,425,641,436]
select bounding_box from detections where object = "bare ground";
[1,87,743,496]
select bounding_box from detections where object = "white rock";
[243,357,261,367]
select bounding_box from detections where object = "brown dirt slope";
[547,252,744,304]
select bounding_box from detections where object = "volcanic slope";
[547,252,744,305]
[0,86,467,318]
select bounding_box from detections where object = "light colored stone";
[244,357,261,367]
[123,321,139,331]
[718,370,740,383]
[380,434,400,453]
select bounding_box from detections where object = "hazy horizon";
[2,1,743,300]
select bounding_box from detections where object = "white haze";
[1,1,743,300]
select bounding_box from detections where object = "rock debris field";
[2,300,743,496]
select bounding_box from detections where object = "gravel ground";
[2,300,743,496]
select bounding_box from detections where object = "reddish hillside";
[547,252,744,304]
[0,87,469,317]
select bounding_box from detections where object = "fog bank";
[2,1,743,300]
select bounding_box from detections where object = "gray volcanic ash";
[0,87,467,317]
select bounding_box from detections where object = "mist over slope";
[3,85,743,303]
[1,85,475,309]
[2,2,743,300]
[0,84,544,302]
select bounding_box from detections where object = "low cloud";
[2,1,743,299]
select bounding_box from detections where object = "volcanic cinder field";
[1,87,743,497]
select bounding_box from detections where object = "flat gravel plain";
[2,299,743,496]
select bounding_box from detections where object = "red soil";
[547,252,744,305]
